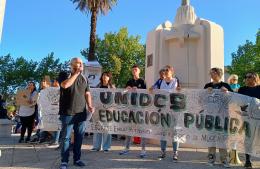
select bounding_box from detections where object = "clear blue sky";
[0,0,259,65]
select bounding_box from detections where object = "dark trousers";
[20,115,34,140]
[60,113,86,163]
[245,153,251,163]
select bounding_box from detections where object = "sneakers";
[222,160,231,168]
[48,142,59,148]
[119,149,129,155]
[103,150,109,153]
[90,148,100,152]
[244,162,253,169]
[173,151,178,162]
[59,163,68,169]
[139,150,147,158]
[207,154,215,166]
[28,138,39,143]
[18,138,24,143]
[25,138,31,143]
[158,151,166,160]
[74,160,86,167]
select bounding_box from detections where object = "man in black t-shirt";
[238,72,260,169]
[59,58,94,169]
[119,64,147,158]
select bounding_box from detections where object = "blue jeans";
[160,140,179,152]
[52,130,61,143]
[92,133,112,151]
[60,113,86,163]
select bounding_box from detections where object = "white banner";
[38,88,260,156]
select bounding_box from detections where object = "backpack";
[155,79,163,89]
[156,77,180,89]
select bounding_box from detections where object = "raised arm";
[61,72,80,89]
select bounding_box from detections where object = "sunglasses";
[245,75,254,79]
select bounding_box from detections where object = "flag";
[0,0,6,44]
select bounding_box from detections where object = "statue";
[182,0,190,6]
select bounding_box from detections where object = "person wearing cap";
[238,72,260,169]
[204,67,232,168]
[151,65,181,162]
[227,74,240,92]
[119,64,147,158]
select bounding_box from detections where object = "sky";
[0,0,259,66]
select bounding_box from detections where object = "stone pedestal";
[0,119,12,137]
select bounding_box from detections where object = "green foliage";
[227,29,260,85]
[35,52,68,81]
[0,53,69,98]
[82,27,145,87]
[72,0,117,15]
[0,55,37,96]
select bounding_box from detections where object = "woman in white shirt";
[18,81,38,143]
[152,65,180,162]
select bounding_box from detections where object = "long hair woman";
[18,81,38,143]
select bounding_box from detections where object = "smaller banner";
[15,89,32,106]
[37,87,61,131]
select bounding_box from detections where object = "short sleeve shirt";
[126,78,146,89]
[59,73,90,115]
[204,81,233,92]
[238,86,260,99]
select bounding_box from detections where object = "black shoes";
[74,160,86,167]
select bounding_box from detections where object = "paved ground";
[0,134,260,169]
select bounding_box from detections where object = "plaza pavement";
[0,134,260,169]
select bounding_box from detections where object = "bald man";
[59,57,94,169]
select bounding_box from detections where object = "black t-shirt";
[0,99,7,119]
[238,85,260,99]
[204,81,233,92]
[59,73,90,115]
[126,78,146,89]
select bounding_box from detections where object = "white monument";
[0,0,6,43]
[145,0,224,88]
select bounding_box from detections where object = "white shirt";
[157,78,178,90]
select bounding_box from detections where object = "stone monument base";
[0,119,12,137]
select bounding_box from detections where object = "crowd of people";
[3,57,259,169]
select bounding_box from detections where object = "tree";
[35,52,68,82]
[71,0,117,61]
[82,27,145,87]
[0,55,38,97]
[0,54,14,96]
[227,29,260,85]
[0,53,69,98]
